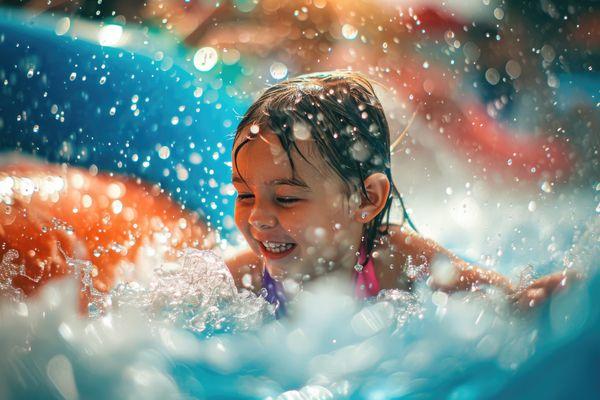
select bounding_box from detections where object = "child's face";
[232,130,364,281]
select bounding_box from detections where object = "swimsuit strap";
[262,243,380,318]
[354,244,381,299]
[261,268,287,318]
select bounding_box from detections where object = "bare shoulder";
[373,225,462,290]
[378,225,512,293]
[385,225,455,266]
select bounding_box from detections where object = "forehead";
[232,130,328,184]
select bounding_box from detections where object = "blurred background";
[0,0,598,279]
[0,2,598,399]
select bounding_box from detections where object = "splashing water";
[109,250,271,336]
[0,216,598,399]
[0,249,24,302]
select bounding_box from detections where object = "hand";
[513,270,583,310]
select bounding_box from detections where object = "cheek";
[330,196,345,212]
[300,205,355,247]
[234,205,249,232]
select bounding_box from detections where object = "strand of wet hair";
[390,106,419,155]
[388,106,420,234]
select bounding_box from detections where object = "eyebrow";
[232,175,309,188]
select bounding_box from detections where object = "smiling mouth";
[259,241,296,259]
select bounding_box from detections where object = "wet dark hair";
[233,71,415,259]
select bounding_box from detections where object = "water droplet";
[269,62,288,80]
[342,24,358,40]
[292,123,311,141]
[422,61,429,69]
[107,183,124,199]
[153,51,164,61]
[463,42,481,63]
[193,47,218,72]
[541,44,556,63]
[171,116,179,125]
[82,194,93,208]
[313,227,326,239]
[46,355,77,400]
[249,124,260,135]
[432,291,448,307]
[111,200,123,214]
[241,273,252,288]
[493,7,504,20]
[350,140,371,162]
[505,60,522,79]
[541,181,552,193]
[176,165,189,181]
[98,24,123,47]
[547,74,560,88]
[485,68,500,85]
[222,48,241,65]
[158,146,170,160]
[55,17,71,36]
[189,152,202,165]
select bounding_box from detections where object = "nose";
[248,203,278,230]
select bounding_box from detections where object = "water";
[1,215,598,399]
[1,6,599,400]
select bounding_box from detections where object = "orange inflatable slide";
[0,159,212,299]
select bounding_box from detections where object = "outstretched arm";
[387,227,513,293]
[389,226,578,308]
[430,253,514,294]
[434,251,582,309]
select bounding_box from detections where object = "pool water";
[1,215,598,399]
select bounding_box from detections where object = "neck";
[299,244,363,294]
[302,264,356,298]
[263,242,365,293]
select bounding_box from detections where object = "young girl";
[226,71,570,315]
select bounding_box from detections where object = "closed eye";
[276,197,301,204]
[236,193,254,201]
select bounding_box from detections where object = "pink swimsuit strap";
[354,244,381,299]
[263,244,381,318]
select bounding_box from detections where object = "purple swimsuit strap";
[262,244,380,318]
[261,267,287,318]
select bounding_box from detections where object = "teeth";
[261,241,294,253]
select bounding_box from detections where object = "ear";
[354,173,391,223]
